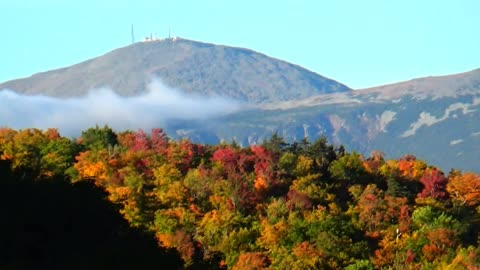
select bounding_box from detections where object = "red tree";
[418,168,449,200]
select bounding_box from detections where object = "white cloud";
[450,139,463,145]
[0,79,243,136]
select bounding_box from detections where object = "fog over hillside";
[0,79,243,136]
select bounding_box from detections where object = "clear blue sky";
[2,0,479,89]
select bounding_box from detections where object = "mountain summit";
[0,37,350,103]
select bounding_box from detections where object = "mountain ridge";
[258,68,480,110]
[0,37,351,103]
[357,68,480,99]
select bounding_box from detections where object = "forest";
[1,126,480,269]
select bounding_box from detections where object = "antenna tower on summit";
[169,27,171,39]
[131,24,135,44]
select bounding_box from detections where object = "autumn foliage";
[2,126,480,269]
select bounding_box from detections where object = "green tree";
[329,152,368,185]
[262,132,287,155]
[80,125,118,150]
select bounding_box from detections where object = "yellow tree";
[73,150,108,183]
[447,172,480,207]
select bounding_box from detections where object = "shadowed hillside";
[0,159,184,270]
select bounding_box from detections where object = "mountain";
[0,38,479,172]
[162,69,480,172]
[0,37,350,103]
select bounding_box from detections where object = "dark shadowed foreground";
[0,159,184,270]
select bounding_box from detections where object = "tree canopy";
[1,126,480,269]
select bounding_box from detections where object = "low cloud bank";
[0,79,243,136]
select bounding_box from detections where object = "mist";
[0,79,243,136]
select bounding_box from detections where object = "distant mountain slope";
[358,68,480,100]
[161,69,480,172]
[0,38,350,103]
[260,68,480,110]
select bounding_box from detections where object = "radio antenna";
[131,24,135,44]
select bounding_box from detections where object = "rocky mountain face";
[0,38,350,103]
[0,38,478,172]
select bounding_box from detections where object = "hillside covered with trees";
[1,126,480,269]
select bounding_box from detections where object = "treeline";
[1,126,480,269]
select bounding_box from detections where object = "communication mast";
[131,24,135,44]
